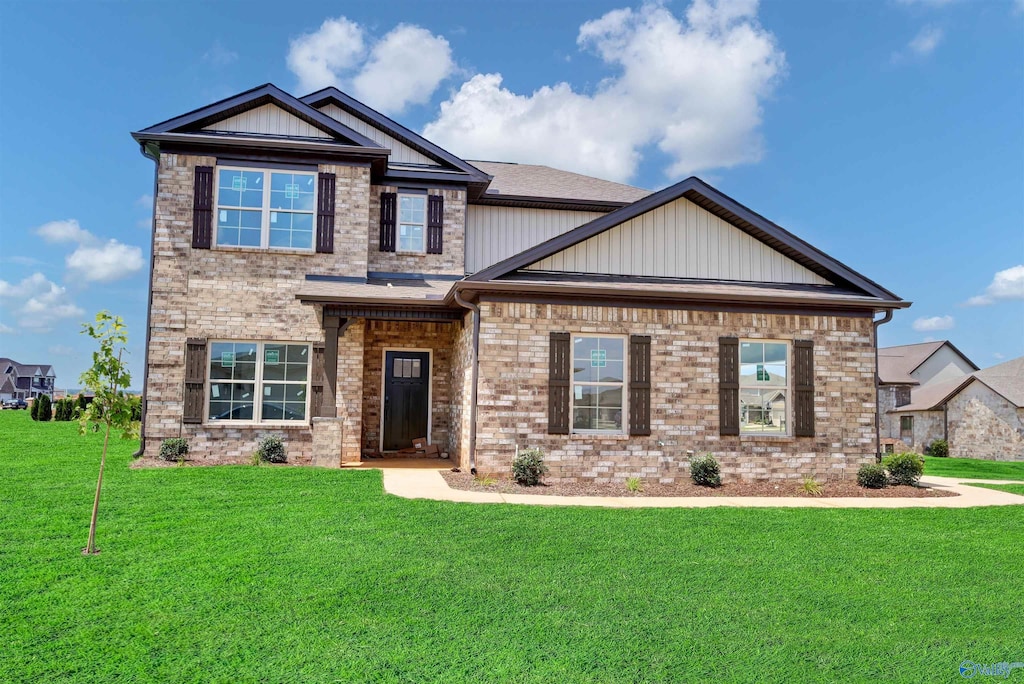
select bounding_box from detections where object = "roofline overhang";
[299,87,493,186]
[131,132,391,161]
[471,194,633,213]
[448,280,911,314]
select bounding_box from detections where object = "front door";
[382,350,430,451]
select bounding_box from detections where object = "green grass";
[2,411,1023,683]
[967,483,1024,497]
[923,455,1024,481]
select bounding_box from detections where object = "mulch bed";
[441,471,957,498]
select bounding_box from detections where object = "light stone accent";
[311,417,344,467]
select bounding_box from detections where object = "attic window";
[215,167,316,250]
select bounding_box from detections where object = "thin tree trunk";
[84,424,110,555]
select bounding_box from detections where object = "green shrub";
[255,435,287,464]
[511,447,548,486]
[690,454,721,488]
[927,439,949,458]
[76,393,88,412]
[30,398,39,421]
[857,463,888,489]
[626,476,643,493]
[35,395,52,422]
[883,452,925,486]
[800,476,823,496]
[159,438,190,463]
[54,398,74,421]
[129,395,142,421]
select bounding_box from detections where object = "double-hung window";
[207,341,310,423]
[739,340,789,435]
[571,335,625,432]
[215,167,316,250]
[397,194,426,252]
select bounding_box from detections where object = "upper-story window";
[215,167,316,250]
[398,194,426,252]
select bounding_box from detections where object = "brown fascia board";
[299,87,492,185]
[449,280,908,314]
[467,176,904,303]
[470,194,630,213]
[132,132,391,163]
[136,83,382,149]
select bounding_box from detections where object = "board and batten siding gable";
[201,103,333,139]
[317,104,439,167]
[466,205,606,273]
[523,196,832,285]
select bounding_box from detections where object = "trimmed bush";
[35,395,52,422]
[255,435,287,464]
[857,463,888,489]
[884,451,925,486]
[129,395,142,421]
[54,398,74,421]
[76,393,89,412]
[512,447,548,486]
[690,454,722,488]
[159,438,190,463]
[30,398,39,421]
[927,439,949,458]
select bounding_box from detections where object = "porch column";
[322,315,341,417]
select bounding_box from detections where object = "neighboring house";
[877,341,978,450]
[0,358,56,401]
[890,356,1024,461]
[131,83,908,482]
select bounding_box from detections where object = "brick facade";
[470,302,877,483]
[367,185,466,276]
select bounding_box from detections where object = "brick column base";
[312,417,344,468]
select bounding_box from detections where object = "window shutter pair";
[547,333,651,436]
[717,337,815,437]
[378,192,443,253]
[191,167,336,253]
[182,340,326,426]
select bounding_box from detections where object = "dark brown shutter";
[793,340,815,437]
[379,192,396,252]
[183,338,207,424]
[548,332,570,434]
[192,166,213,249]
[426,194,444,254]
[629,335,651,436]
[316,173,336,253]
[719,337,739,436]
[309,343,325,422]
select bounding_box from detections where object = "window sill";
[739,433,795,441]
[569,432,629,440]
[202,422,311,429]
[212,245,315,256]
[394,250,427,257]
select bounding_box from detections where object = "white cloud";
[351,25,454,114]
[908,26,944,56]
[965,265,1024,306]
[135,194,153,208]
[994,352,1006,360]
[35,219,95,245]
[49,344,75,356]
[66,241,145,283]
[288,18,453,114]
[912,315,954,332]
[288,17,365,94]
[1014,0,1024,15]
[202,40,238,67]
[0,323,14,335]
[0,273,85,332]
[423,0,785,182]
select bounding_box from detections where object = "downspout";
[452,288,480,475]
[872,309,894,463]
[132,142,160,458]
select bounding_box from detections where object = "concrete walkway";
[364,462,1024,508]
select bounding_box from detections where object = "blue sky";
[1,0,1021,390]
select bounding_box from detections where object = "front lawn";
[923,455,1024,481]
[968,483,1024,497]
[2,411,1022,683]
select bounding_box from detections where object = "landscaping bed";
[441,470,957,498]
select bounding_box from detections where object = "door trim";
[379,347,433,453]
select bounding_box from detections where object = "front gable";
[202,103,334,140]
[525,195,831,286]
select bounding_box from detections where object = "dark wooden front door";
[383,351,430,451]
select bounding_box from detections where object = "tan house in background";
[131,83,909,483]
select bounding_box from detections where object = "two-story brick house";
[132,83,909,482]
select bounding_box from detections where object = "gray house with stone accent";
[131,83,909,482]
[0,358,56,401]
